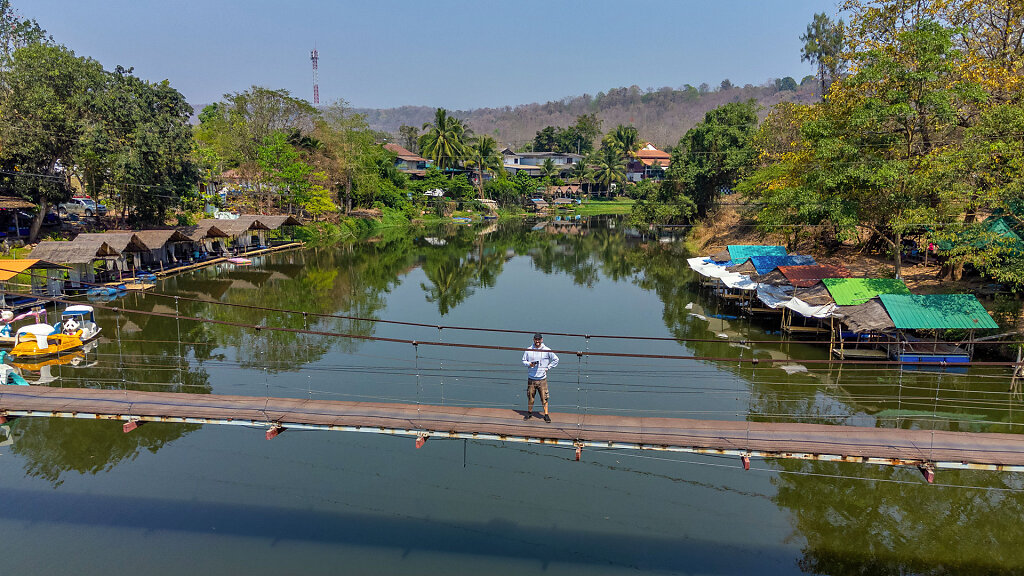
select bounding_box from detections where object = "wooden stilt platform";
[155,242,304,279]
[3,385,1024,473]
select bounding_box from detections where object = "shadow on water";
[0,487,793,574]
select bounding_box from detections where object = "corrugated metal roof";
[778,264,851,287]
[748,254,816,275]
[0,259,66,281]
[727,245,786,262]
[822,278,911,306]
[879,294,999,330]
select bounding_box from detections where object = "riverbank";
[690,204,984,295]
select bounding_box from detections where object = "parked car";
[57,197,107,218]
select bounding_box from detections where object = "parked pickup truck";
[57,197,107,218]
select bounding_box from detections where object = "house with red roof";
[384,143,430,179]
[627,143,671,182]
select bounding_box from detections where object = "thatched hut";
[30,238,120,287]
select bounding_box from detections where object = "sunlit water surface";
[2,217,1022,575]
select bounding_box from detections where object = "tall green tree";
[603,125,641,159]
[419,108,468,171]
[540,158,559,181]
[464,135,501,198]
[398,124,420,152]
[668,100,759,219]
[81,66,198,224]
[0,43,105,240]
[0,0,48,66]
[800,12,846,96]
[592,147,626,197]
[257,131,312,213]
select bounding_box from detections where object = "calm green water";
[2,217,1023,575]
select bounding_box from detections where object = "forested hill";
[355,80,819,149]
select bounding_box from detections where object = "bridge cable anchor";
[265,423,286,440]
[918,463,935,484]
[123,418,144,434]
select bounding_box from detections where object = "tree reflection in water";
[11,216,1024,572]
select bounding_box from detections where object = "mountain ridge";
[354,80,818,150]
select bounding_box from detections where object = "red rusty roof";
[384,143,427,162]
[777,264,850,287]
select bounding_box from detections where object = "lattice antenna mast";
[310,47,319,105]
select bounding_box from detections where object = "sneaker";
[523,413,532,420]
[543,414,551,423]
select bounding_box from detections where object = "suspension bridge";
[3,384,1024,481]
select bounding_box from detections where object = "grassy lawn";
[574,197,635,216]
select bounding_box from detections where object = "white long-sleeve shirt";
[522,344,559,379]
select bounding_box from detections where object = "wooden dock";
[155,242,304,279]
[3,385,1024,474]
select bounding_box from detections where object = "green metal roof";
[878,294,999,330]
[936,216,1023,251]
[822,278,911,306]
[727,245,786,262]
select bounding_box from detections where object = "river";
[1,216,1022,575]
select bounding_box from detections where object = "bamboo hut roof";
[176,223,229,241]
[132,229,191,249]
[234,214,302,229]
[74,232,151,253]
[196,218,268,236]
[29,239,120,264]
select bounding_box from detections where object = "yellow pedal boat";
[10,323,84,359]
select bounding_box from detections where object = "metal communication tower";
[310,48,319,105]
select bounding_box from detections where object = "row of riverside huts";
[688,245,1000,366]
[25,215,301,289]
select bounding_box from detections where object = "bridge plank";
[2,385,1023,467]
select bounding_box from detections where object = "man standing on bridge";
[522,333,558,422]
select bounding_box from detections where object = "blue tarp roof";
[727,245,786,263]
[749,255,816,275]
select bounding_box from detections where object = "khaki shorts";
[527,378,549,402]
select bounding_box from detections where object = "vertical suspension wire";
[413,342,421,417]
[437,326,444,405]
[116,308,125,391]
[896,364,905,428]
[174,296,182,391]
[930,371,943,462]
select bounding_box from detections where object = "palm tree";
[612,125,641,159]
[592,147,625,197]
[571,159,590,196]
[464,135,501,198]
[540,157,559,180]
[418,108,468,171]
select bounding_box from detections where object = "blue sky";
[27,0,841,110]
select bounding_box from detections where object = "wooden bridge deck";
[3,385,1024,473]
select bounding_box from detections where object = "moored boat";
[0,308,47,348]
[60,304,102,343]
[10,323,85,359]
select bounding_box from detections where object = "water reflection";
[772,461,1024,574]
[10,216,1024,573]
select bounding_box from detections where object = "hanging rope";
[174,296,183,390]
[437,326,444,406]
[413,341,421,417]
